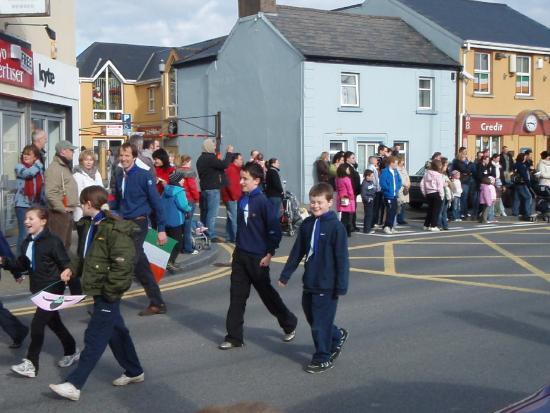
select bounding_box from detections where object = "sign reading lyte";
[0,39,33,89]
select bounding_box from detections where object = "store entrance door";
[0,112,23,236]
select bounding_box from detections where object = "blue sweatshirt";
[379,167,402,199]
[279,211,349,295]
[110,162,166,231]
[161,185,192,228]
[236,187,281,257]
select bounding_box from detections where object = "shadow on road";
[288,380,528,413]
[445,310,550,347]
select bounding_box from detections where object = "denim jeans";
[384,197,397,229]
[200,189,220,239]
[268,197,282,219]
[487,204,495,221]
[396,203,407,224]
[451,197,461,220]
[512,185,532,216]
[438,199,449,229]
[225,201,238,242]
[0,300,27,342]
[182,202,196,253]
[67,297,143,389]
[15,206,27,255]
[460,183,469,216]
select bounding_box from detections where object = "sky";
[76,0,550,55]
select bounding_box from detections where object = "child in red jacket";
[178,155,200,254]
[221,153,243,243]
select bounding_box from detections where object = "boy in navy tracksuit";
[279,183,349,374]
[219,162,297,350]
[361,169,377,234]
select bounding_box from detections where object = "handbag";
[340,197,350,207]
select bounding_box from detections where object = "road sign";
[122,113,132,135]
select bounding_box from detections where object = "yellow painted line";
[415,274,538,278]
[401,242,550,245]
[384,243,396,274]
[473,234,550,283]
[350,267,550,296]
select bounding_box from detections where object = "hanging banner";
[31,291,87,311]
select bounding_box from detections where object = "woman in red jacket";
[152,148,175,195]
[178,154,200,254]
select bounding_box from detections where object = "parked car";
[408,166,426,208]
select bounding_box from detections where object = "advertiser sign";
[0,39,33,89]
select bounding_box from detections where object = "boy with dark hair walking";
[278,183,349,374]
[219,162,297,349]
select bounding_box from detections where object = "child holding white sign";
[0,207,79,378]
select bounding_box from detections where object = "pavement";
[1,207,549,412]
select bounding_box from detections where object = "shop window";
[148,87,156,113]
[418,77,434,110]
[340,73,360,107]
[474,52,490,94]
[168,69,177,118]
[93,67,123,122]
[476,136,501,155]
[516,56,531,96]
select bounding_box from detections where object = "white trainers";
[282,330,296,342]
[112,372,145,386]
[58,348,81,368]
[49,382,80,401]
[423,226,429,231]
[429,227,440,232]
[383,226,392,234]
[391,228,398,234]
[11,359,36,378]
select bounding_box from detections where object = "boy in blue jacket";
[379,156,402,234]
[161,171,192,273]
[219,162,297,350]
[279,183,349,374]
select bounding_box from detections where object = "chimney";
[238,0,277,18]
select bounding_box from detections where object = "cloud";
[76,0,550,54]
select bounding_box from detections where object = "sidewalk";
[0,237,223,307]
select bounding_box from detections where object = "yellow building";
[461,45,550,161]
[78,44,181,156]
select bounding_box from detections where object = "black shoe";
[304,360,334,374]
[330,328,349,362]
[397,221,408,225]
[167,262,181,274]
[210,237,225,243]
[9,326,29,349]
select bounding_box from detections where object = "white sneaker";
[191,250,199,255]
[391,228,398,234]
[282,330,296,342]
[383,226,392,234]
[112,372,145,386]
[455,219,462,222]
[368,230,375,234]
[49,382,80,401]
[58,348,81,368]
[11,359,36,378]
[429,227,440,232]
[423,226,429,231]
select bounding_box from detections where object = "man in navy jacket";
[110,142,167,316]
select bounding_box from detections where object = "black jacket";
[500,153,514,173]
[2,229,70,294]
[265,167,284,198]
[452,159,472,184]
[476,163,495,184]
[196,152,231,191]
[350,165,361,197]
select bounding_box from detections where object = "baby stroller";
[192,221,211,250]
[280,190,304,236]
[533,185,550,223]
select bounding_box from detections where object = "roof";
[172,36,227,67]
[397,0,550,48]
[332,3,362,12]
[266,6,459,68]
[77,43,167,80]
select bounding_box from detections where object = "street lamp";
[158,59,165,145]
[4,23,56,40]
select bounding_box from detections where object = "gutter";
[464,40,550,55]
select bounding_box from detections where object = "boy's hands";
[60,268,72,283]
[277,280,286,288]
[259,253,272,267]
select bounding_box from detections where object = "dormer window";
[93,66,123,121]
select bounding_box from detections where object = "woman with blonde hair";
[73,149,104,221]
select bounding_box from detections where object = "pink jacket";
[335,176,356,212]
[479,183,496,206]
[421,170,445,199]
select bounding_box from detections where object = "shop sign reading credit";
[0,39,33,89]
[480,122,504,132]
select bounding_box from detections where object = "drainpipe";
[458,42,470,152]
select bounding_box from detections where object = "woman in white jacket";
[72,149,104,221]
[537,151,550,187]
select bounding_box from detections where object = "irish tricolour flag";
[143,229,177,282]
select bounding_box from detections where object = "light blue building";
[174,1,460,202]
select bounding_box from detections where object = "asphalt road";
[1,213,549,413]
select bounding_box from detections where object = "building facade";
[175,2,459,202]
[0,0,78,235]
[348,0,550,161]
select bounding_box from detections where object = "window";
[340,73,359,107]
[93,67,123,121]
[476,136,501,155]
[147,87,156,112]
[474,52,490,94]
[516,56,531,96]
[168,68,177,117]
[329,141,347,159]
[418,77,433,110]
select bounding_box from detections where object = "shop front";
[463,112,550,160]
